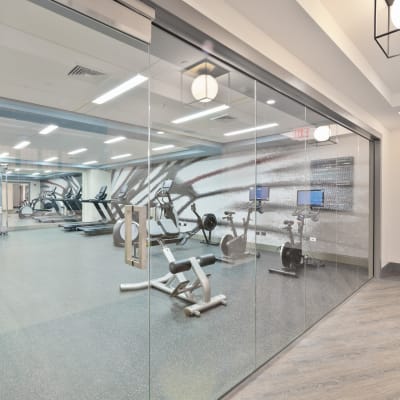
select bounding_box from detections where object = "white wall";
[82,170,111,222]
[381,132,400,266]
[30,181,40,201]
[1,183,13,211]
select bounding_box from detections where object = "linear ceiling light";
[44,170,52,173]
[104,136,126,144]
[14,141,30,149]
[0,152,9,157]
[83,160,98,165]
[223,123,278,137]
[44,156,58,162]
[39,124,58,135]
[14,168,21,172]
[92,74,148,105]
[32,172,40,176]
[152,144,175,151]
[111,153,131,160]
[68,148,87,155]
[172,104,230,124]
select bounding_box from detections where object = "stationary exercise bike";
[269,189,325,277]
[219,186,269,261]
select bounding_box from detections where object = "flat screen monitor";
[161,179,173,191]
[249,186,270,201]
[297,189,324,208]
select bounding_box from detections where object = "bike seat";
[224,211,235,216]
[283,220,294,226]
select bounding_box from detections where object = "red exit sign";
[294,127,310,139]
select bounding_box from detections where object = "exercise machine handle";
[169,254,216,274]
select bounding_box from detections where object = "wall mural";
[40,175,82,197]
[111,134,370,263]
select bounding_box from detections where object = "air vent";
[210,114,235,122]
[68,65,105,77]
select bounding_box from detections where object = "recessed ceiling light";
[0,152,9,157]
[44,156,58,162]
[172,104,230,124]
[110,153,131,160]
[152,144,175,151]
[14,168,21,172]
[223,123,278,137]
[32,172,40,176]
[157,131,165,135]
[92,74,148,105]
[44,170,52,173]
[266,99,276,105]
[13,141,30,150]
[68,148,87,155]
[39,124,58,135]
[83,160,98,165]
[104,136,126,144]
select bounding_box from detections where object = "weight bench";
[121,217,227,317]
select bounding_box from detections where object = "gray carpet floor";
[0,228,369,400]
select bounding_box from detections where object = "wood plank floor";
[225,278,400,400]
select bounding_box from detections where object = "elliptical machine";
[219,186,269,261]
[19,186,60,218]
[269,189,325,277]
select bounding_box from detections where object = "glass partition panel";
[0,1,150,399]
[303,112,340,326]
[147,27,257,399]
[303,110,372,326]
[255,82,309,365]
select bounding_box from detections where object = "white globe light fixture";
[191,74,219,103]
[313,125,331,142]
[391,0,400,28]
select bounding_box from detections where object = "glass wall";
[0,1,374,399]
[0,1,151,399]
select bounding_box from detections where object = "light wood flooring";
[225,278,400,400]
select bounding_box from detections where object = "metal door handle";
[124,205,147,269]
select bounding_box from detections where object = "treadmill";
[77,185,128,236]
[36,187,81,223]
[61,186,109,231]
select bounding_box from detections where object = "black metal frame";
[374,0,400,58]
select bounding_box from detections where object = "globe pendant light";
[313,125,331,142]
[191,74,219,103]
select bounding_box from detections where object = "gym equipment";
[19,186,60,218]
[79,186,128,236]
[35,187,82,223]
[0,164,9,236]
[120,181,227,317]
[269,189,325,277]
[61,186,110,231]
[219,186,269,262]
[112,184,136,246]
[113,179,217,247]
[182,203,218,246]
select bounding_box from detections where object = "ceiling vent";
[68,65,105,77]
